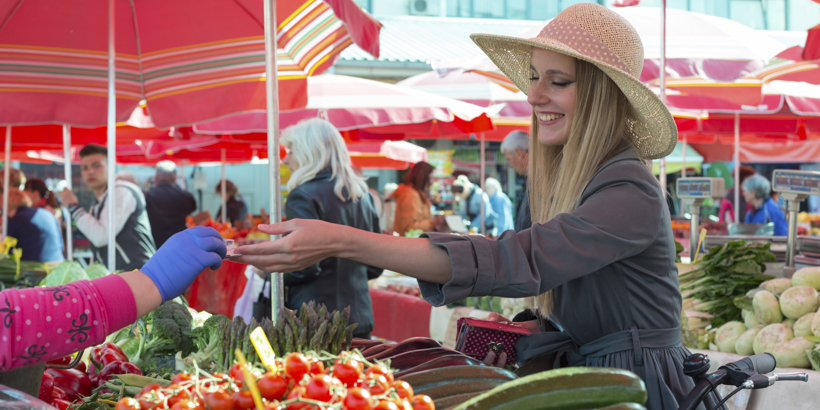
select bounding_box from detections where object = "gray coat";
[419,149,695,410]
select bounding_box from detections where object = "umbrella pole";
[264,0,284,325]
[681,134,686,178]
[106,0,117,273]
[2,127,10,241]
[221,149,227,223]
[658,0,667,196]
[479,132,485,235]
[734,113,740,224]
[63,125,73,261]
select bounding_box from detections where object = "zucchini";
[436,392,486,410]
[400,365,516,395]
[421,379,508,400]
[452,367,646,410]
[588,404,646,410]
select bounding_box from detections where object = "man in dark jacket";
[145,161,197,248]
[501,130,532,232]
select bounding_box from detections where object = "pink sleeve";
[0,274,137,372]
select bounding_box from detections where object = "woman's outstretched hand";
[231,219,344,273]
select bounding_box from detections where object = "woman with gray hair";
[275,118,383,338]
[742,174,787,236]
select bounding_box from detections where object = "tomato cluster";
[115,352,434,410]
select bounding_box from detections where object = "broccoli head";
[148,301,195,356]
[140,353,177,375]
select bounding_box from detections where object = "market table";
[185,260,248,318]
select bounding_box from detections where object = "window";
[788,0,820,31]
[508,0,529,19]
[730,0,766,29]
[474,0,505,18]
[352,0,371,12]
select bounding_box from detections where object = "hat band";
[538,19,633,76]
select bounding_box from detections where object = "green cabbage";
[794,313,815,337]
[753,323,794,354]
[779,286,819,319]
[735,325,764,356]
[762,278,793,295]
[715,321,747,353]
[808,344,820,372]
[41,261,90,287]
[771,337,816,368]
[754,290,783,325]
[84,263,110,280]
[811,309,820,336]
[792,267,820,290]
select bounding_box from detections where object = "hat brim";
[470,33,677,160]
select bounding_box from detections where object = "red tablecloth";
[185,260,248,317]
[370,288,432,341]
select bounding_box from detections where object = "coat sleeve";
[392,189,435,235]
[72,186,138,248]
[417,161,664,306]
[367,194,385,280]
[282,188,323,286]
[0,275,136,372]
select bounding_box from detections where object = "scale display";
[677,177,725,199]
[772,170,820,195]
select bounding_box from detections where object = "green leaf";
[114,373,171,387]
[85,263,110,280]
[41,261,90,287]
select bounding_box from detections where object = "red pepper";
[98,361,143,386]
[90,343,128,368]
[38,372,54,402]
[45,368,93,402]
[50,398,72,410]
[51,387,68,401]
[74,361,87,373]
[47,356,72,366]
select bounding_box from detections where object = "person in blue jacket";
[484,177,513,235]
[6,188,64,262]
[743,174,788,236]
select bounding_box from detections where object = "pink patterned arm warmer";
[0,274,137,372]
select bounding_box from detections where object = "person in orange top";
[390,161,445,236]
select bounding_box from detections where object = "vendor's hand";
[60,188,78,206]
[231,219,344,273]
[483,350,508,368]
[140,226,227,302]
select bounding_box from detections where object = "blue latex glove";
[141,226,227,302]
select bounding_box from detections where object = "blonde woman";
[276,118,383,338]
[235,5,690,408]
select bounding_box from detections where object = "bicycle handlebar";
[726,353,776,374]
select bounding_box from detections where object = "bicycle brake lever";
[741,372,809,389]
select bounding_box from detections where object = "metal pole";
[2,127,10,240]
[689,206,699,260]
[681,135,687,178]
[106,0,117,273]
[786,200,799,269]
[658,0,667,197]
[63,125,73,260]
[221,149,227,223]
[179,164,186,190]
[734,113,740,224]
[264,0,284,324]
[479,133,486,235]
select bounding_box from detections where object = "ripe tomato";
[309,359,325,375]
[139,384,162,397]
[257,372,289,401]
[166,384,191,407]
[172,373,194,386]
[263,402,283,410]
[410,395,435,410]
[115,398,140,410]
[203,390,233,410]
[343,387,374,410]
[286,386,313,410]
[231,390,256,410]
[138,392,164,410]
[390,381,414,400]
[367,375,390,396]
[333,360,361,387]
[230,363,248,382]
[285,353,310,381]
[374,400,400,410]
[304,374,333,402]
[170,400,205,410]
[365,364,394,383]
[50,399,72,410]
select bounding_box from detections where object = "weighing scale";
[676,177,725,259]
[771,169,820,277]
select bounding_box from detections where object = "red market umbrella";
[192,74,494,138]
[0,0,380,127]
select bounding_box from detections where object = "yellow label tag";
[694,228,708,262]
[234,349,265,410]
[249,326,276,371]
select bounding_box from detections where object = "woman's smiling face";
[527,48,577,147]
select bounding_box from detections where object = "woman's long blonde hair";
[528,59,639,317]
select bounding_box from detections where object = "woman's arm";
[232,219,453,284]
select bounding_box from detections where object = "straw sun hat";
[470,3,677,160]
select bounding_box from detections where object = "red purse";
[455,317,532,366]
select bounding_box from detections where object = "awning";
[652,143,703,175]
